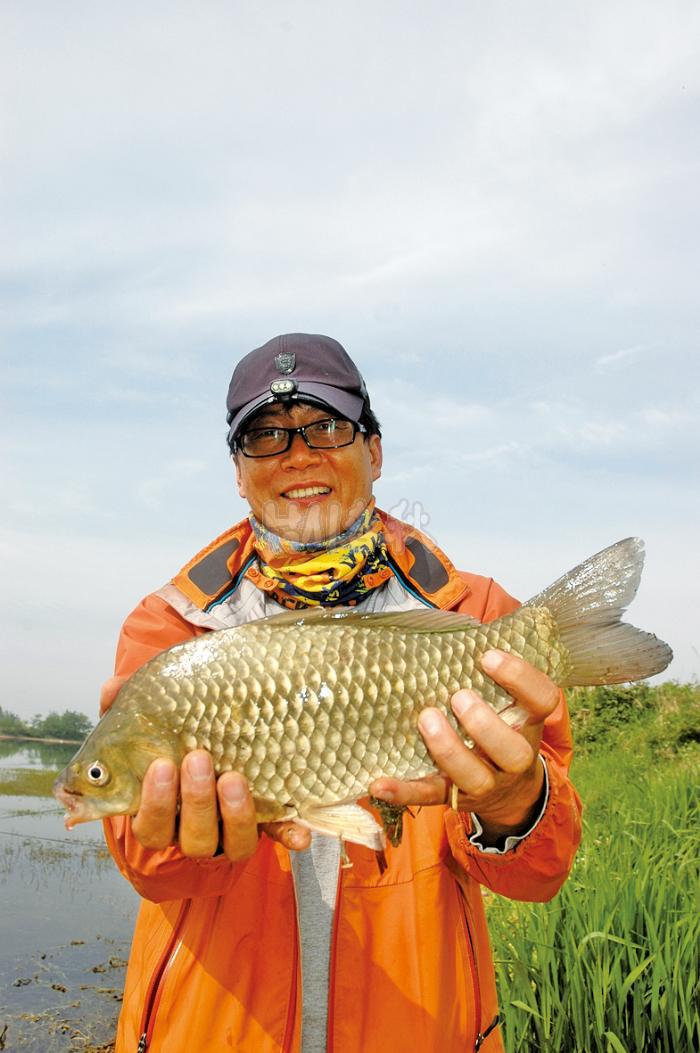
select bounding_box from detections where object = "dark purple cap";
[226,333,369,444]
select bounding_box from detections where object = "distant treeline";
[0,705,93,742]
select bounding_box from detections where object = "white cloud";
[596,344,649,369]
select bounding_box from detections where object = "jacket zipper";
[135,899,191,1053]
[456,887,501,1050]
[474,1015,500,1051]
[456,886,482,1052]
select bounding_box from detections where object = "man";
[101,333,582,1053]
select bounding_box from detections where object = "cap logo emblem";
[274,351,295,374]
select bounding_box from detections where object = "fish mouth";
[53,781,98,829]
[53,775,140,828]
[53,780,81,808]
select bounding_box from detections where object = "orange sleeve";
[103,593,245,903]
[445,749,582,902]
[114,592,208,679]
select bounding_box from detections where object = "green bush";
[567,681,700,757]
[0,706,29,736]
[567,683,653,742]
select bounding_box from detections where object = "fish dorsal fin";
[259,606,482,634]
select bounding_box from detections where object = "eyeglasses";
[236,417,365,458]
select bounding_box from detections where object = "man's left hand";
[369,649,560,844]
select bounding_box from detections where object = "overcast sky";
[2,1,698,721]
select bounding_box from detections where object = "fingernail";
[481,649,504,673]
[221,776,247,804]
[153,760,175,787]
[187,752,213,781]
[451,691,475,719]
[418,709,441,736]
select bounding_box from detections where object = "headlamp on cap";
[269,379,297,398]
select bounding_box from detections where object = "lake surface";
[0,742,139,1051]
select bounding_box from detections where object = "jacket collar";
[171,509,470,613]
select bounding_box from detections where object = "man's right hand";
[131,752,311,861]
[100,678,310,861]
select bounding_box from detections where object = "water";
[0,740,77,771]
[0,741,139,1051]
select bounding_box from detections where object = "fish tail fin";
[526,538,672,686]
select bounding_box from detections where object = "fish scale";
[54,538,673,848]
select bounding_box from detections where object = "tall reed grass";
[488,684,700,1052]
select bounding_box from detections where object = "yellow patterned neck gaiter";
[246,502,393,609]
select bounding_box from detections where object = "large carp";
[54,538,671,848]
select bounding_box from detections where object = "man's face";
[234,402,383,543]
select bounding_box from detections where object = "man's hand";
[129,753,311,862]
[370,649,560,844]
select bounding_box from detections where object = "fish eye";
[85,761,110,786]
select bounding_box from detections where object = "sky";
[2,0,699,721]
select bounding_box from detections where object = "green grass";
[0,768,59,797]
[488,682,700,1052]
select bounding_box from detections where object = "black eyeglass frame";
[234,417,366,458]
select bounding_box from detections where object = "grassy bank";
[0,768,61,797]
[488,682,700,1053]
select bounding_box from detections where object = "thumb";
[260,821,311,852]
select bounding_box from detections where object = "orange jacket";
[103,514,582,1053]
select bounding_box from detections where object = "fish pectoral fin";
[295,802,386,851]
[252,797,294,824]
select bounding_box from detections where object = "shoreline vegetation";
[0,706,92,744]
[0,733,82,745]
